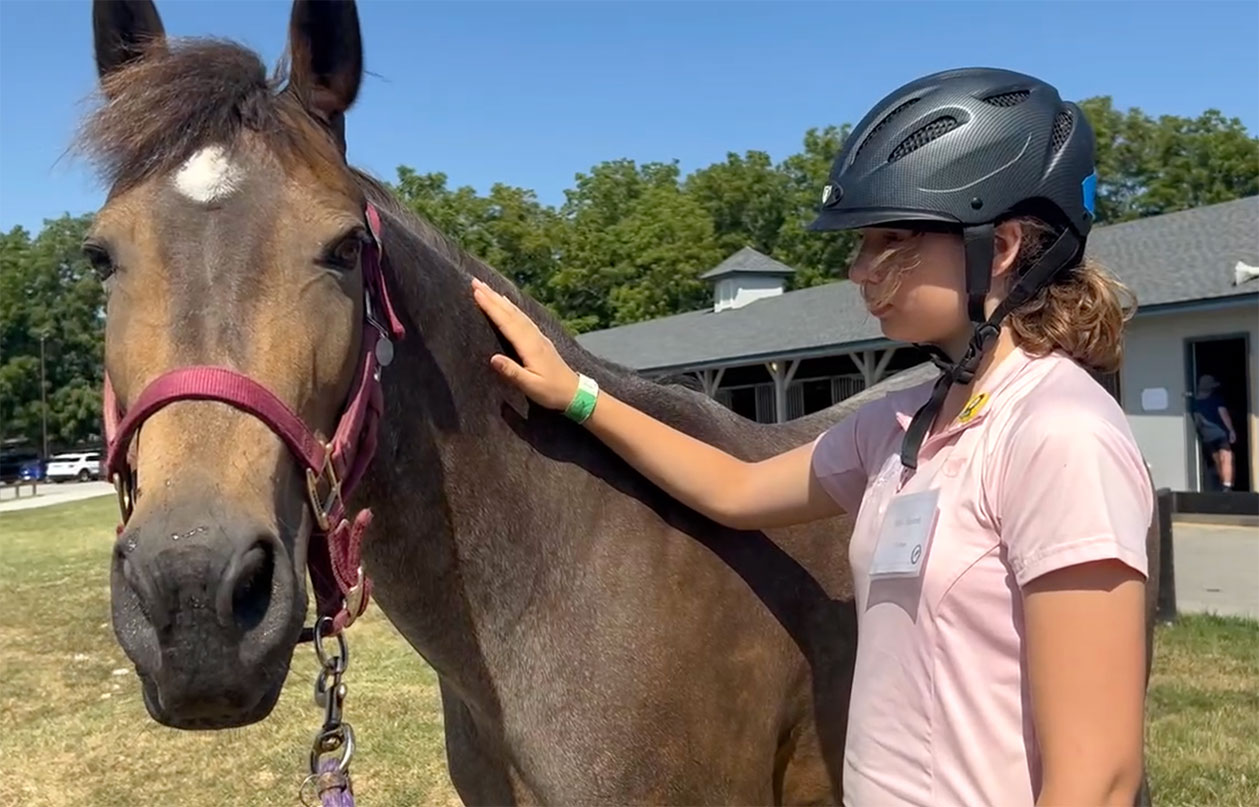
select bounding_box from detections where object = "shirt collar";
[894,345,1039,436]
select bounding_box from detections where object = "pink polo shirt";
[811,346,1152,807]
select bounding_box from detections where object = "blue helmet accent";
[1081,171,1097,218]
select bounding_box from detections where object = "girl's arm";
[471,278,843,530]
[997,411,1153,807]
[1023,561,1148,806]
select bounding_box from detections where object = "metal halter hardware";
[299,616,358,807]
[101,202,405,637]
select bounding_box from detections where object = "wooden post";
[766,359,801,424]
[1156,487,1177,623]
[851,351,871,388]
[872,347,898,383]
[852,347,898,388]
[700,367,726,398]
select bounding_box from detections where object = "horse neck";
[356,200,675,667]
[371,205,507,454]
[364,193,705,468]
[361,198,619,536]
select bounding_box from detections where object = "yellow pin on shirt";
[958,392,989,423]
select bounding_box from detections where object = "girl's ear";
[992,219,1025,280]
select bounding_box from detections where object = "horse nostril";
[115,537,159,623]
[217,541,275,633]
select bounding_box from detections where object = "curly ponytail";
[1004,217,1137,374]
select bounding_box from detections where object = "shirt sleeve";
[994,410,1153,587]
[811,395,901,514]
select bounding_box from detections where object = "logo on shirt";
[958,392,989,423]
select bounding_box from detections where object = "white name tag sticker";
[870,488,940,578]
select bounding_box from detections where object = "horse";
[81,1,1159,804]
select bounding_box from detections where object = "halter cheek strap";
[103,203,405,639]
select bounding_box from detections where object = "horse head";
[84,0,386,729]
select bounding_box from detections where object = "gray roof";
[1083,195,1258,308]
[699,246,796,280]
[578,196,1259,372]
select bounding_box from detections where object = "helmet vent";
[983,90,1030,107]
[856,97,921,157]
[1050,109,1074,152]
[888,117,959,162]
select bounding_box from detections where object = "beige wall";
[1121,300,1259,491]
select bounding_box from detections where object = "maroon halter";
[103,203,405,638]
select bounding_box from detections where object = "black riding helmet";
[808,66,1099,469]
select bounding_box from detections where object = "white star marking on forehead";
[172,145,244,203]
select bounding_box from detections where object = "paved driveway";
[1172,520,1259,620]
[0,480,114,513]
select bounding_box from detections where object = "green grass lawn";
[2,496,1256,806]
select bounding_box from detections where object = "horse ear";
[286,0,364,139]
[92,0,166,84]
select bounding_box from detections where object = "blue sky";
[2,0,1256,234]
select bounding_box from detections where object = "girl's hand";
[471,277,580,411]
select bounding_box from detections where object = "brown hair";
[1003,216,1136,374]
[855,237,922,311]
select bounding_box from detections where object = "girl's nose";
[849,255,871,284]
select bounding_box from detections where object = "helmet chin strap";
[900,225,1082,471]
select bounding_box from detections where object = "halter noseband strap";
[103,203,405,639]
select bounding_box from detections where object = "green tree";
[548,159,722,332]
[685,150,790,257]
[0,214,104,452]
[1080,96,1258,223]
[772,124,859,289]
[1137,108,1258,217]
[390,167,564,300]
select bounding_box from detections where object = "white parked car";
[45,451,103,483]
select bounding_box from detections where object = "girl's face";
[849,223,1023,351]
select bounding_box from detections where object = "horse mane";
[347,169,753,445]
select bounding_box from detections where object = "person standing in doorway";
[1193,374,1237,490]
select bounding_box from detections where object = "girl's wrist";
[564,373,599,424]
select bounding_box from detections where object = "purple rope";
[317,758,356,807]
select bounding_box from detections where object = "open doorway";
[1185,335,1252,492]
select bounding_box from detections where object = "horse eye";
[323,230,367,270]
[82,241,116,280]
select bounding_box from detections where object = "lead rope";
[300,617,357,806]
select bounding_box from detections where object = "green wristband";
[564,373,599,424]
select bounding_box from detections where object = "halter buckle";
[344,566,366,622]
[112,471,134,523]
[305,447,344,533]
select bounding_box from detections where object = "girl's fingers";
[473,285,528,343]
[489,353,525,381]
[473,281,546,358]
[491,354,549,402]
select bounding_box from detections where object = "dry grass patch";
[2,497,1255,805]
[0,497,457,806]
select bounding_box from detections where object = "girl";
[472,67,1152,807]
